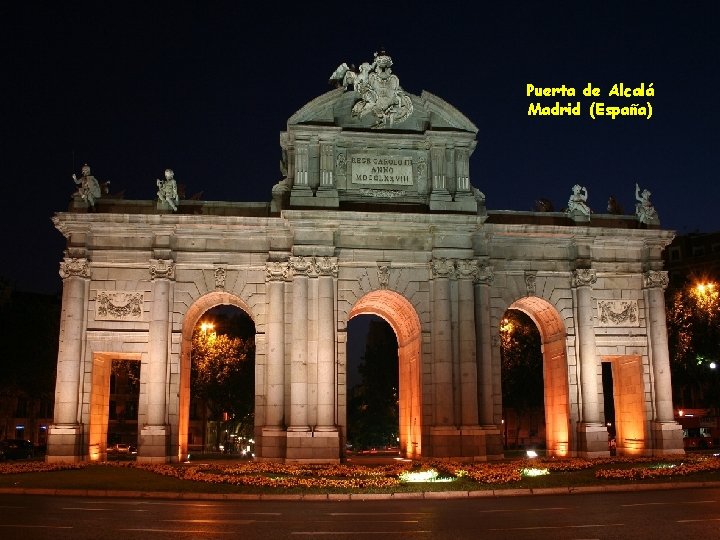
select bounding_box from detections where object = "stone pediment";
[288,89,477,134]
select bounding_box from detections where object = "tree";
[500,310,544,447]
[347,319,399,450]
[666,281,720,409]
[190,324,254,434]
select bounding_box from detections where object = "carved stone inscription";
[350,154,413,186]
[96,291,144,321]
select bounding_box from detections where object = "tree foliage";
[190,326,254,423]
[666,282,720,408]
[500,310,544,415]
[347,319,399,449]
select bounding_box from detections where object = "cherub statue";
[156,168,179,211]
[566,184,591,216]
[72,163,103,207]
[635,182,659,225]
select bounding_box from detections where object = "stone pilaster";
[47,256,90,462]
[473,264,495,426]
[139,258,174,462]
[456,259,479,428]
[431,258,454,426]
[289,256,311,432]
[572,268,607,456]
[643,270,684,454]
[315,257,338,431]
[265,261,289,429]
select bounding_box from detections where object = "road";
[0,487,719,539]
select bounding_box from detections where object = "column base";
[137,425,170,463]
[255,426,288,462]
[285,430,340,463]
[576,422,610,457]
[427,426,499,460]
[46,424,84,463]
[651,421,685,456]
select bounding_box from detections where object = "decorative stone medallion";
[96,291,144,321]
[597,300,639,327]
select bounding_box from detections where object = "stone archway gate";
[48,207,683,463]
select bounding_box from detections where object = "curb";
[2,481,720,501]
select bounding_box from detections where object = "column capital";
[473,263,494,285]
[572,268,597,288]
[314,256,338,277]
[643,270,669,290]
[430,257,455,279]
[266,261,290,282]
[149,259,175,281]
[456,259,479,280]
[59,257,91,279]
[289,255,313,277]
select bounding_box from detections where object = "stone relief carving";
[329,50,413,128]
[416,156,427,184]
[266,261,290,282]
[336,153,347,175]
[572,268,597,287]
[96,291,144,321]
[214,267,226,290]
[643,270,669,289]
[525,271,537,296]
[149,259,175,280]
[377,262,390,289]
[359,188,406,198]
[598,300,639,327]
[59,257,91,279]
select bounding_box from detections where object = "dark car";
[0,439,35,460]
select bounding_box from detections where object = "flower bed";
[1,455,718,490]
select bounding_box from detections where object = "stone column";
[47,257,90,462]
[265,261,289,429]
[643,271,675,422]
[572,269,601,424]
[473,264,495,426]
[456,260,479,427]
[289,256,311,431]
[429,145,452,210]
[139,259,174,462]
[572,268,607,456]
[643,270,684,454]
[431,258,454,426]
[315,257,338,431]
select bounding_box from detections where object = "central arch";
[178,291,256,462]
[507,296,571,456]
[348,290,422,458]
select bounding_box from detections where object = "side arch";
[348,290,423,458]
[177,291,256,461]
[508,296,571,456]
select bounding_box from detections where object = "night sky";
[3,1,718,294]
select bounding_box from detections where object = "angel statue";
[635,183,659,225]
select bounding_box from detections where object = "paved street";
[1,487,719,539]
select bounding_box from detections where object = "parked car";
[0,439,35,460]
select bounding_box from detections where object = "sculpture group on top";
[329,50,414,129]
[563,182,659,225]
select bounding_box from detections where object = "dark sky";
[3,1,718,294]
